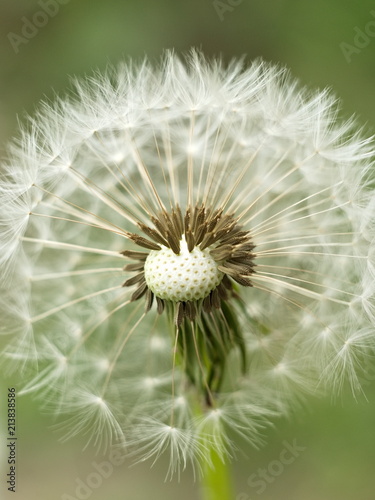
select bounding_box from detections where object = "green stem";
[200,442,235,500]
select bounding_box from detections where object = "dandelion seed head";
[143,376,158,389]
[1,49,375,473]
[97,357,110,372]
[57,354,67,366]
[148,335,167,351]
[174,396,187,408]
[95,396,105,407]
[274,362,286,373]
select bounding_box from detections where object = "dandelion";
[1,50,375,497]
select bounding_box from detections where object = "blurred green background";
[1,0,375,499]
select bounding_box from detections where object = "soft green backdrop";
[1,1,375,499]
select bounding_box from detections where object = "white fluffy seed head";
[144,238,223,302]
[1,50,375,474]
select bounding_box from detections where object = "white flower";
[1,50,375,472]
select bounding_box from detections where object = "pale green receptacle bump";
[144,237,224,302]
